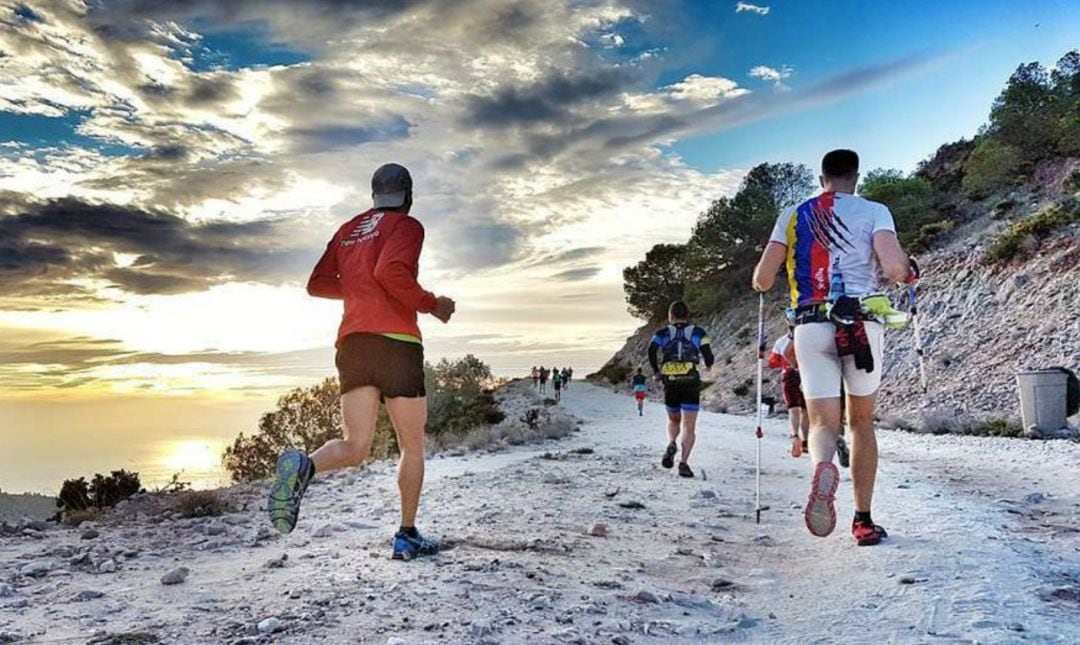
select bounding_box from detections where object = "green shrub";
[683,163,814,308]
[1059,105,1080,156]
[683,281,725,317]
[732,378,753,396]
[1065,169,1080,194]
[911,220,956,251]
[860,169,947,251]
[915,139,976,193]
[223,378,362,483]
[962,139,1024,198]
[986,201,1080,263]
[591,362,632,385]
[993,197,1018,219]
[622,243,687,321]
[224,356,504,482]
[57,470,142,513]
[987,61,1061,163]
[427,355,505,437]
[974,418,1024,437]
[57,477,91,512]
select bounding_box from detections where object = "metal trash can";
[1016,369,1069,434]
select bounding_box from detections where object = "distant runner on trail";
[531,366,539,388]
[267,162,456,560]
[768,315,809,458]
[631,367,648,416]
[539,366,549,394]
[753,149,916,547]
[648,300,715,478]
[552,367,563,402]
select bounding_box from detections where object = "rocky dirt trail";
[3,383,1080,644]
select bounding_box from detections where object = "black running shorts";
[663,374,701,414]
[336,333,426,398]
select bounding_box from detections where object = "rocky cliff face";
[594,184,1080,431]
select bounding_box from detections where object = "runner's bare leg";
[667,411,681,445]
[310,386,379,472]
[385,396,428,528]
[846,392,878,513]
[680,411,698,463]
[805,397,842,466]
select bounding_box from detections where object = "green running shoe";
[267,449,314,535]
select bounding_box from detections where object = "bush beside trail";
[222,356,577,484]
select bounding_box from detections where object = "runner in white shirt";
[752,149,917,547]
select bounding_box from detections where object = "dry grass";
[60,508,101,526]
[431,406,577,455]
[882,411,1025,437]
[170,489,232,519]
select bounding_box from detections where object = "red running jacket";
[307,209,438,345]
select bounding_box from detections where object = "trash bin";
[1016,369,1069,434]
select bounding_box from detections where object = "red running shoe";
[804,462,839,537]
[852,520,888,546]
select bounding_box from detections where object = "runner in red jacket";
[268,163,455,561]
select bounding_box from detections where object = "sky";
[1,0,1079,492]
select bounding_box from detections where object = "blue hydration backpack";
[661,324,701,365]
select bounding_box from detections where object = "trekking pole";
[908,284,928,393]
[754,293,769,524]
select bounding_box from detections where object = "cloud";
[0,331,336,393]
[735,2,770,15]
[598,32,625,48]
[0,197,315,297]
[493,53,939,167]
[433,217,526,271]
[289,118,413,153]
[460,68,639,129]
[749,64,793,89]
[528,246,607,266]
[551,267,601,282]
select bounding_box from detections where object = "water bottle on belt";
[827,259,857,325]
[827,259,846,304]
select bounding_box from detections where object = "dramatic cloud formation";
[0,196,312,298]
[0,0,937,394]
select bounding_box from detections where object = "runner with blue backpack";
[647,300,715,478]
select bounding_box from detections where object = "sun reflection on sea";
[158,439,231,490]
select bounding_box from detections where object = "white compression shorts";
[793,321,885,399]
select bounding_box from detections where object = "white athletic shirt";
[768,192,897,307]
[770,335,793,370]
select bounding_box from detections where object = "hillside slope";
[594,174,1080,431]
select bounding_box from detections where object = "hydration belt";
[794,297,875,374]
[793,304,830,326]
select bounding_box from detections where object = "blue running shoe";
[267,449,315,535]
[392,530,440,561]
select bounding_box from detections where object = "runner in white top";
[752,149,917,547]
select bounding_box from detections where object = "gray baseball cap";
[371,163,413,209]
